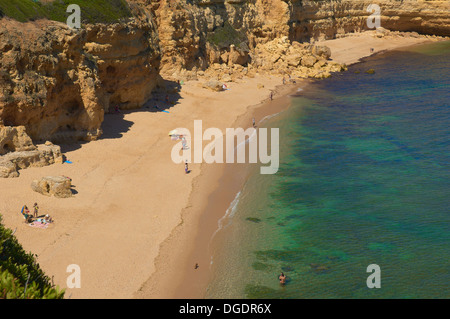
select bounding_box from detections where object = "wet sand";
[134,82,302,298]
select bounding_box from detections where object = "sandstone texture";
[147,0,449,81]
[0,125,36,155]
[0,16,159,143]
[203,80,225,91]
[289,0,450,41]
[0,137,63,178]
[31,176,73,198]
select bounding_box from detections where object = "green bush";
[0,0,132,24]
[207,21,248,50]
[0,214,65,299]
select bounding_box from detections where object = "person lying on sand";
[45,214,54,223]
[35,215,53,224]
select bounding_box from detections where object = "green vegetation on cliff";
[0,215,64,299]
[0,0,132,24]
[207,21,248,50]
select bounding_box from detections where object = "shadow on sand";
[59,79,182,154]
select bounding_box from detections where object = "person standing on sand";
[185,161,189,174]
[270,91,273,100]
[252,117,256,128]
[33,203,39,218]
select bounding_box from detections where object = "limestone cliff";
[145,0,449,78]
[289,0,450,41]
[0,15,159,143]
[0,0,449,146]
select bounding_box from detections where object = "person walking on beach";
[270,91,273,101]
[185,161,189,174]
[252,117,256,128]
[182,136,187,150]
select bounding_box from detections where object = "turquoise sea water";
[206,41,450,299]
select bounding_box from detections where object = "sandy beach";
[0,31,434,299]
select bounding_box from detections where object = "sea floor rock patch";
[310,263,331,273]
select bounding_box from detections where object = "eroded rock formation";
[31,175,73,198]
[0,141,63,178]
[288,0,450,41]
[0,125,36,155]
[146,0,449,80]
[0,126,63,178]
[0,0,448,148]
[0,15,159,143]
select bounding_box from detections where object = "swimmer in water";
[279,272,286,285]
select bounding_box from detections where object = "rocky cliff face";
[0,16,159,143]
[146,0,449,77]
[289,0,450,41]
[149,0,294,78]
[0,0,448,147]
